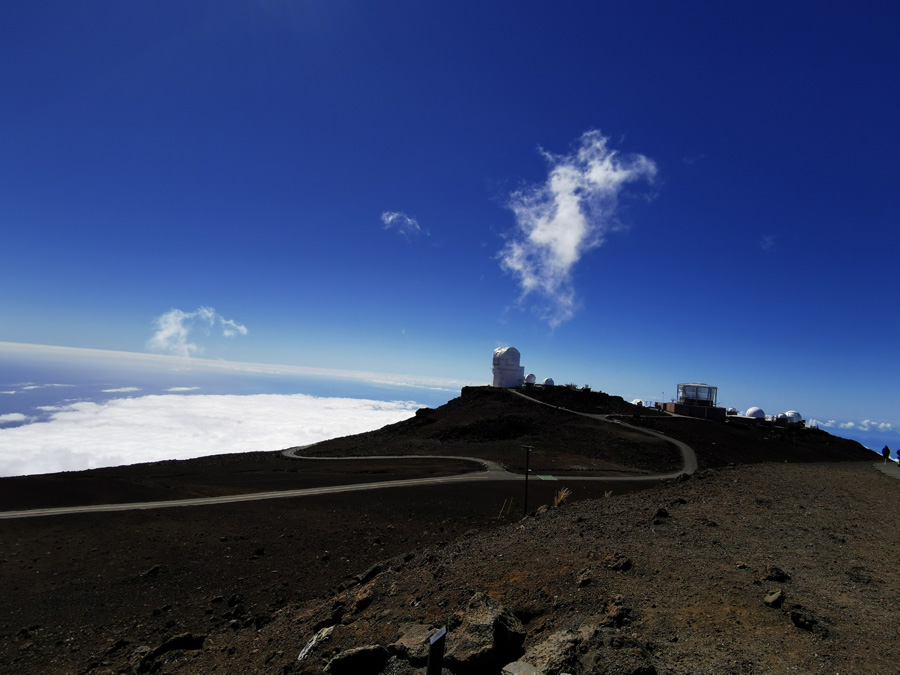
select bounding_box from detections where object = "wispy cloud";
[381,211,426,238]
[102,387,140,393]
[146,307,248,357]
[760,234,776,251]
[0,393,421,477]
[499,130,657,327]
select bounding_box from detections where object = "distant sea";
[0,344,468,478]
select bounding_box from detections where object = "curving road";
[1,390,697,520]
[507,388,698,477]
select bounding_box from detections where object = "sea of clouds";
[0,343,466,478]
[0,392,421,477]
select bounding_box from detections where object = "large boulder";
[444,592,525,674]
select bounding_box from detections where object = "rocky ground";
[0,386,891,674]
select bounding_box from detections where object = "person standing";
[883,446,891,464]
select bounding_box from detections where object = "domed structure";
[491,347,525,388]
[746,407,765,419]
[784,410,803,424]
[727,407,737,415]
[543,377,555,387]
[631,399,644,407]
[524,373,536,385]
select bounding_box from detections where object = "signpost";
[426,626,447,675]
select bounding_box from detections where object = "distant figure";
[883,445,891,464]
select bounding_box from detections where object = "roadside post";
[522,445,533,516]
[426,626,447,675]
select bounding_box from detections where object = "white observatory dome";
[631,399,644,407]
[543,377,555,386]
[784,410,802,423]
[524,373,536,384]
[746,407,766,419]
[727,407,737,415]
[491,346,525,388]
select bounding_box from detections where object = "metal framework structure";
[677,383,718,407]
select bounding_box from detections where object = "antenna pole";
[522,445,533,516]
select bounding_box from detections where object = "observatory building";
[491,347,525,388]
[658,382,727,421]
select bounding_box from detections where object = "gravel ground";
[0,387,886,674]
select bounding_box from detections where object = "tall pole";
[522,445,533,516]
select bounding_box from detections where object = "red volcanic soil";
[0,386,885,674]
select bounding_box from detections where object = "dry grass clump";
[553,487,572,508]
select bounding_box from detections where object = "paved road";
[873,460,900,479]
[0,471,509,520]
[1,391,697,520]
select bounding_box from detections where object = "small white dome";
[525,373,536,384]
[746,407,765,419]
[727,407,737,415]
[784,410,802,422]
[631,399,644,407]
[543,378,555,386]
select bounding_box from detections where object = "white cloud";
[381,211,425,238]
[499,130,657,327]
[102,387,141,393]
[833,419,895,433]
[807,419,836,428]
[760,234,776,251]
[146,307,248,357]
[0,413,29,426]
[0,393,422,478]
[167,386,200,392]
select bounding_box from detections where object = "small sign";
[426,626,447,675]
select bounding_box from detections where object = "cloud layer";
[0,393,421,477]
[147,307,248,357]
[499,130,656,327]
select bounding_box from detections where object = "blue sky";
[2,2,899,443]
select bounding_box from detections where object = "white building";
[491,347,525,388]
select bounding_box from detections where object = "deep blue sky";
[2,2,899,435]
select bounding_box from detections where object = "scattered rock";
[139,633,205,671]
[763,590,784,608]
[356,562,384,585]
[353,583,375,612]
[502,660,543,674]
[141,564,162,578]
[523,629,579,673]
[602,553,633,572]
[654,508,670,519]
[599,595,632,628]
[325,645,389,674]
[297,625,334,662]
[389,623,434,665]
[789,610,815,630]
[763,566,791,583]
